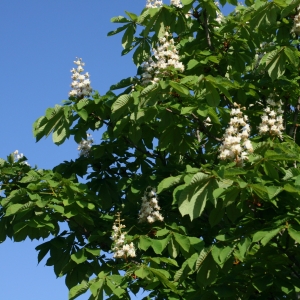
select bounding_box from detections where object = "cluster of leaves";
[3,0,300,299]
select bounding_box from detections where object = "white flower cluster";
[146,0,163,8]
[170,0,183,8]
[219,103,253,165]
[69,58,92,98]
[78,133,93,157]
[138,187,164,223]
[141,31,184,85]
[112,213,136,259]
[13,150,30,166]
[215,2,224,24]
[292,6,300,34]
[258,96,284,138]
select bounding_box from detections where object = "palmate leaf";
[178,173,218,221]
[260,48,286,81]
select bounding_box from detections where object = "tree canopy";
[2,0,300,299]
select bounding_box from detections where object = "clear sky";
[0,1,233,299]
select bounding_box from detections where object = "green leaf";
[148,267,179,293]
[168,236,180,258]
[157,175,182,194]
[174,232,190,253]
[181,0,194,4]
[111,94,131,119]
[252,227,282,246]
[125,11,138,21]
[288,227,300,243]
[89,279,104,298]
[110,16,130,23]
[122,24,136,49]
[77,109,88,121]
[284,47,299,67]
[107,24,129,36]
[135,266,150,279]
[196,254,219,287]
[52,125,68,145]
[250,184,268,200]
[264,161,279,180]
[151,239,163,254]
[205,81,220,107]
[169,81,189,96]
[110,77,134,90]
[178,174,218,221]
[5,204,24,216]
[71,249,88,264]
[209,200,224,227]
[85,248,100,256]
[141,83,159,96]
[260,228,282,246]
[196,247,211,270]
[262,49,286,81]
[187,59,200,70]
[69,281,89,300]
[139,236,152,251]
[252,275,273,292]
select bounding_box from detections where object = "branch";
[203,9,214,52]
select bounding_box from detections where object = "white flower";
[258,95,284,139]
[170,0,183,8]
[219,103,253,165]
[141,30,184,85]
[13,150,30,166]
[69,57,92,98]
[292,7,300,34]
[78,133,93,157]
[138,187,164,223]
[112,213,136,259]
[146,0,163,8]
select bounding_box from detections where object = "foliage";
[3,0,300,299]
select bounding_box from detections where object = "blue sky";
[0,1,233,299]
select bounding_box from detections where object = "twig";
[203,9,214,52]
